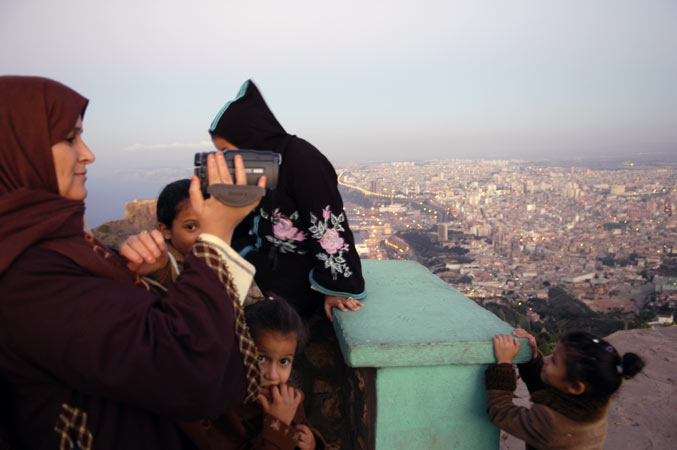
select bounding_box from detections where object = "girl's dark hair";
[156,179,191,226]
[559,331,644,399]
[244,295,307,352]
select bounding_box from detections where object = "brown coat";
[0,245,249,449]
[485,355,610,450]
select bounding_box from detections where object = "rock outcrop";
[500,326,677,449]
[91,199,157,249]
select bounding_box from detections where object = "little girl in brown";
[486,328,644,449]
[179,297,325,449]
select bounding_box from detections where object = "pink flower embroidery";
[322,208,331,220]
[273,218,300,241]
[319,228,345,255]
[295,230,306,241]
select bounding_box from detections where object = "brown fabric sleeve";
[485,364,517,391]
[0,246,248,420]
[258,413,299,450]
[144,259,174,288]
[293,402,327,450]
[486,390,555,449]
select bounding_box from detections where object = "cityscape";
[335,158,677,332]
[94,155,677,339]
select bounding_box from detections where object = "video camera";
[194,149,281,206]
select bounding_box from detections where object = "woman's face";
[212,136,239,151]
[51,116,94,200]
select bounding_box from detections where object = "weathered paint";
[332,259,532,449]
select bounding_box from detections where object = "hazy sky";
[2,0,676,225]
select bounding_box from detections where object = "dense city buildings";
[337,159,677,322]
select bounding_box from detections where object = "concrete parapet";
[333,260,531,449]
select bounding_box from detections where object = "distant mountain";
[524,142,677,169]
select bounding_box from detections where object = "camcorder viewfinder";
[193,149,281,206]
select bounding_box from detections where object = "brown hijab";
[0,76,137,284]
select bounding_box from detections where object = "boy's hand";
[513,328,538,359]
[256,384,302,425]
[296,424,316,450]
[120,230,169,275]
[324,295,364,322]
[492,334,521,364]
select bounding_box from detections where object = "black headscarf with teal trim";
[207,79,366,317]
[209,80,288,152]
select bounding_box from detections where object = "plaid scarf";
[193,240,261,403]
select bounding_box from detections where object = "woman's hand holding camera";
[190,152,265,245]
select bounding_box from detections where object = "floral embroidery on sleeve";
[260,209,307,254]
[309,206,353,280]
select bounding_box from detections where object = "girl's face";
[51,116,95,200]
[541,342,583,394]
[255,330,297,397]
[160,200,200,256]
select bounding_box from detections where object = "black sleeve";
[518,353,547,394]
[289,142,366,299]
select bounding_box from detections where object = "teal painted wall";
[333,260,532,367]
[375,365,498,450]
[333,259,532,449]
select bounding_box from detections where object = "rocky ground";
[500,326,677,450]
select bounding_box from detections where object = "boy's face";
[160,199,200,256]
[255,330,297,397]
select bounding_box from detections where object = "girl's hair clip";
[616,364,623,374]
[605,345,615,353]
[592,338,600,343]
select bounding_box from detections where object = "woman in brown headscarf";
[0,76,264,449]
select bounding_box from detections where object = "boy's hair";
[559,331,644,399]
[244,295,307,352]
[156,179,191,227]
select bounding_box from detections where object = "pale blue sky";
[2,0,676,225]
